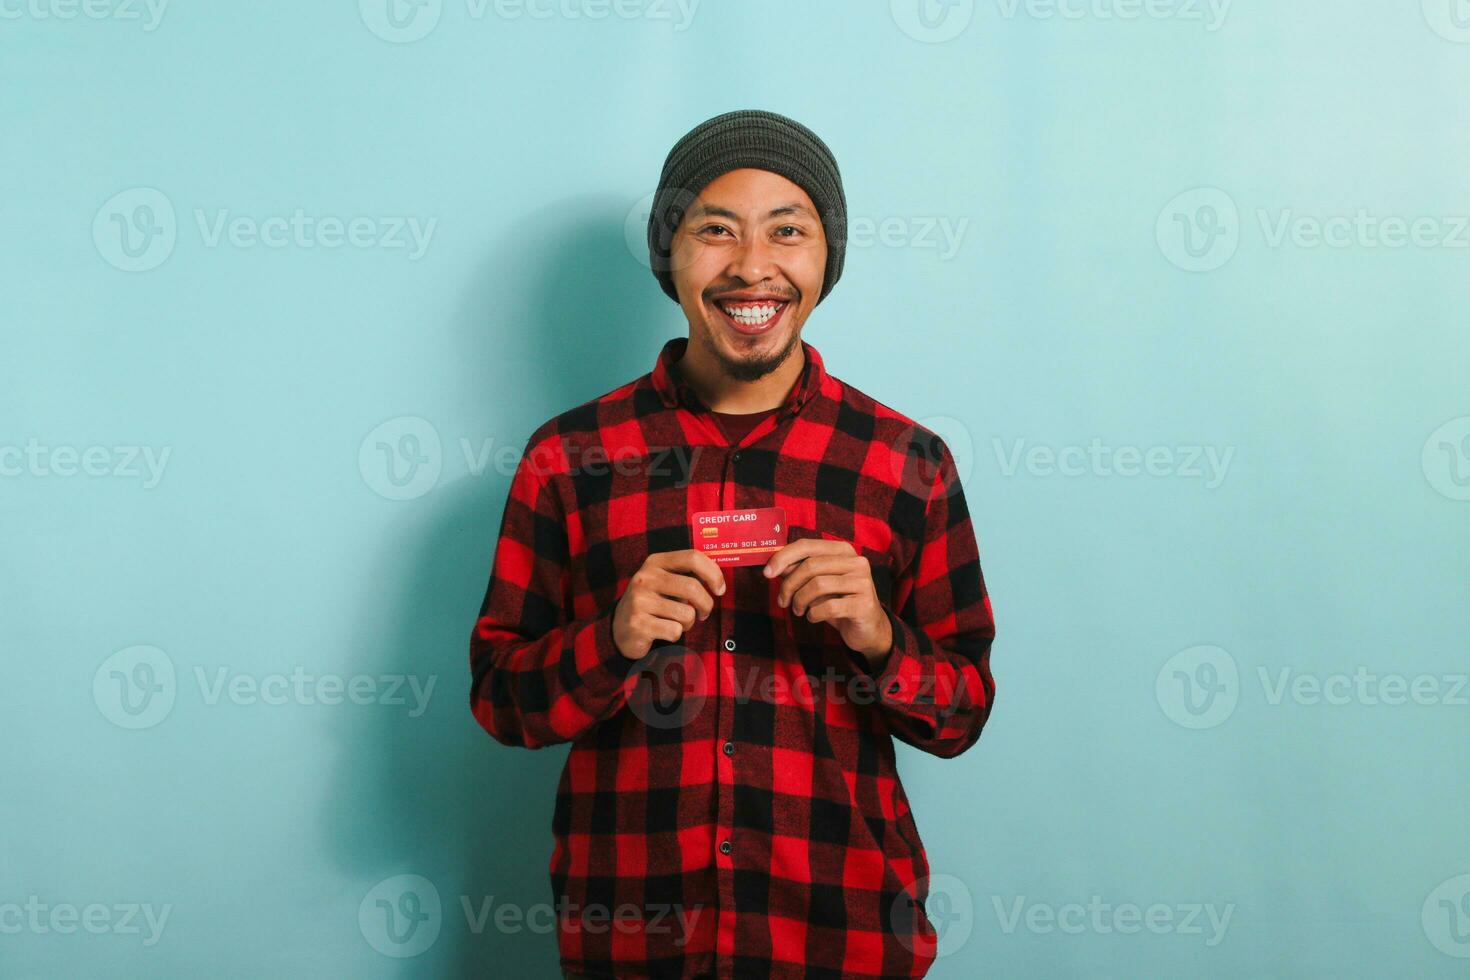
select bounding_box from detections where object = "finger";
[656,549,727,598]
[639,596,698,634]
[651,568,716,621]
[638,613,685,645]
[761,537,825,579]
[763,537,853,578]
[777,556,861,609]
[791,573,864,617]
[805,595,853,624]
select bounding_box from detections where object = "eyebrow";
[688,202,816,222]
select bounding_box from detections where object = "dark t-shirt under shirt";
[711,407,778,444]
[669,359,780,443]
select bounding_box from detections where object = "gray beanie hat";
[647,109,847,306]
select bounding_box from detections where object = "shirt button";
[722,741,734,756]
[719,840,733,855]
[731,451,741,461]
[724,638,736,651]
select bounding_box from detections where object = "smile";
[715,299,790,335]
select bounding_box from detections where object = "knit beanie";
[647,109,847,306]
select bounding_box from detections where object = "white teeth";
[720,302,782,325]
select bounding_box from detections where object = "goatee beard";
[701,324,802,383]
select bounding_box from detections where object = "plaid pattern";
[470,336,996,979]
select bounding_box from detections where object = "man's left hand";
[763,538,892,667]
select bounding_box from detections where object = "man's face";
[669,168,828,383]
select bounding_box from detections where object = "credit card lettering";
[691,507,787,567]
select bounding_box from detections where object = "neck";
[675,334,806,413]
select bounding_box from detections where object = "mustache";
[705,286,798,302]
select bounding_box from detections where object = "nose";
[723,232,778,286]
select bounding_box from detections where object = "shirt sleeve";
[468,431,638,749]
[862,431,997,758]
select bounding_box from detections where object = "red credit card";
[691,507,787,567]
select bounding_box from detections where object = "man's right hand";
[612,549,726,660]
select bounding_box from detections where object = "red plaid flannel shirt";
[470,336,996,979]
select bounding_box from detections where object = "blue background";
[5,1,1470,976]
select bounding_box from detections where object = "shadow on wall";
[319,196,677,979]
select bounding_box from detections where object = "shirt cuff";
[571,604,641,707]
[863,605,935,711]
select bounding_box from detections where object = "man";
[470,109,997,980]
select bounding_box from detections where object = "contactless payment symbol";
[691,507,787,566]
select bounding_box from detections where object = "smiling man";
[470,109,997,980]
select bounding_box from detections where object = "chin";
[709,321,800,380]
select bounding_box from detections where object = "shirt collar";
[650,335,827,419]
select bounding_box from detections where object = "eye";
[700,224,731,237]
[775,225,804,238]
